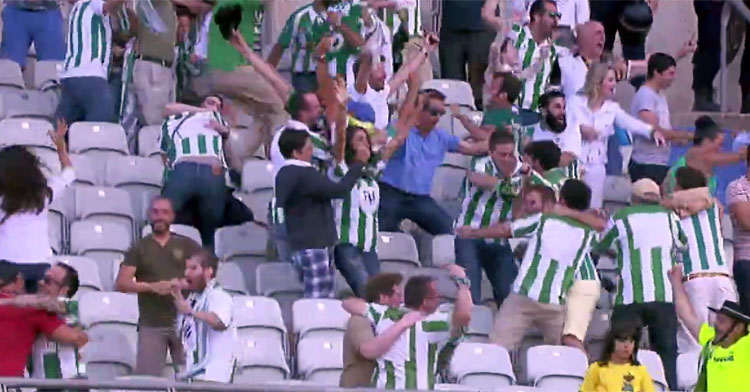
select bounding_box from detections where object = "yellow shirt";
[698,324,750,392]
[580,362,656,392]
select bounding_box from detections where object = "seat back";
[33,61,62,91]
[142,224,202,246]
[0,118,55,149]
[450,343,515,388]
[526,345,587,389]
[54,255,103,294]
[137,125,162,157]
[377,232,421,275]
[297,337,343,385]
[74,186,136,239]
[70,153,100,186]
[79,291,139,327]
[637,350,668,392]
[216,262,249,296]
[292,299,349,340]
[421,79,476,110]
[677,350,700,391]
[0,89,57,120]
[432,234,456,267]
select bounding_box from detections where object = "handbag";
[619,0,653,34]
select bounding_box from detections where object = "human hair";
[524,184,556,205]
[190,248,219,274]
[56,262,80,298]
[524,140,561,170]
[675,166,707,190]
[419,89,446,110]
[498,73,522,103]
[404,275,435,309]
[539,90,565,110]
[203,94,224,110]
[646,53,676,79]
[363,273,403,303]
[344,126,373,165]
[693,115,722,145]
[488,129,516,151]
[583,62,613,102]
[560,179,591,211]
[0,146,52,224]
[529,0,556,23]
[286,90,315,120]
[597,320,643,367]
[278,128,309,159]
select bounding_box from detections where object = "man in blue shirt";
[379,89,485,235]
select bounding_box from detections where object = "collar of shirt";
[287,119,311,132]
[284,159,313,168]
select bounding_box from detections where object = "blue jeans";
[0,5,65,67]
[454,237,517,306]
[334,243,380,297]
[162,162,226,248]
[378,182,453,235]
[56,76,115,124]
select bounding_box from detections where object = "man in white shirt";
[531,91,581,179]
[173,249,236,383]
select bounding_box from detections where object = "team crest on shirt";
[173,248,184,260]
[358,186,379,215]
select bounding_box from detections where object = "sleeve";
[594,219,619,253]
[122,244,139,268]
[49,167,76,202]
[442,131,461,153]
[328,161,349,181]
[670,212,688,250]
[639,365,656,392]
[614,105,653,139]
[579,363,600,392]
[348,316,376,352]
[698,323,715,346]
[422,312,453,344]
[208,290,233,328]
[468,157,488,175]
[511,213,542,238]
[299,164,365,199]
[562,116,582,157]
[32,310,65,337]
[89,0,104,15]
[632,90,658,117]
[727,180,750,206]
[277,14,296,48]
[576,0,590,25]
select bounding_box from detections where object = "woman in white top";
[568,62,665,209]
[0,120,75,293]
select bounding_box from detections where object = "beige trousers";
[562,280,602,341]
[490,292,565,350]
[132,59,176,125]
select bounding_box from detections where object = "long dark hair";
[0,146,52,223]
[344,125,375,166]
[597,320,643,367]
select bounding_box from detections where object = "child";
[580,321,656,392]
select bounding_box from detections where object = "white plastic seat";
[233,296,287,354]
[111,376,171,392]
[255,263,303,331]
[297,336,343,385]
[234,335,290,384]
[70,154,100,186]
[292,299,349,341]
[0,59,24,89]
[142,224,202,246]
[430,165,466,219]
[526,345,588,390]
[79,291,139,362]
[637,350,668,392]
[53,255,103,296]
[70,221,131,290]
[422,79,476,110]
[467,305,493,342]
[80,328,136,380]
[0,118,55,149]
[603,175,632,203]
[234,190,273,225]
[432,234,456,267]
[138,125,162,157]
[216,262,248,296]
[241,160,274,194]
[377,232,421,275]
[74,186,136,241]
[677,350,700,391]
[449,343,515,389]
[69,122,129,180]
[48,187,73,253]
[0,89,58,120]
[215,224,269,294]
[33,60,62,91]
[105,155,164,224]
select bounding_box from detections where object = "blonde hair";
[582,62,614,102]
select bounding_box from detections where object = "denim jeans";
[454,237,517,306]
[0,5,65,67]
[378,182,453,235]
[56,76,116,124]
[162,162,226,247]
[334,243,380,297]
[734,260,750,314]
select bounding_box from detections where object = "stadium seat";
[411,267,458,301]
[142,224,202,246]
[70,154,99,186]
[0,90,58,120]
[105,156,164,224]
[255,262,303,331]
[637,350,668,392]
[233,296,288,354]
[443,152,470,169]
[0,59,25,90]
[449,343,515,389]
[494,387,553,392]
[292,299,349,341]
[233,191,272,225]
[74,186,136,241]
[111,376,171,392]
[69,122,129,180]
[241,159,274,194]
[137,125,162,158]
[70,221,131,290]
[526,345,588,390]
[430,165,466,219]
[452,109,483,140]
[432,234,456,267]
[377,232,421,275]
[215,223,270,294]
[297,336,343,385]
[53,256,103,297]
[434,384,478,391]
[677,350,700,391]
[603,175,631,214]
[216,262,249,296]
[0,118,55,149]
[79,291,139,368]
[33,60,61,91]
[49,188,73,252]
[422,79,476,110]
[467,305,494,343]
[235,335,290,384]
[722,213,733,242]
[80,328,136,380]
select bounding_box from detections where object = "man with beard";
[173,249,236,383]
[530,91,582,179]
[115,197,201,376]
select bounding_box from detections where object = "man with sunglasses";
[378,89,486,235]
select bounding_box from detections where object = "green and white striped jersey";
[277,1,363,75]
[680,203,730,275]
[366,304,457,390]
[329,161,380,252]
[61,0,112,79]
[159,110,229,169]
[527,167,568,196]
[507,24,560,111]
[576,254,599,281]
[595,204,688,305]
[511,213,598,305]
[456,157,523,242]
[30,299,80,379]
[381,0,422,38]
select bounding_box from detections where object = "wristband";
[451,276,471,288]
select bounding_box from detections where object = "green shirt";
[207,0,265,72]
[481,107,516,131]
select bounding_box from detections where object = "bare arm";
[467,171,500,191]
[163,103,208,117]
[638,110,692,142]
[50,119,72,168]
[115,265,172,295]
[457,140,488,156]
[191,311,228,331]
[359,315,419,359]
[342,298,369,316]
[730,201,750,231]
[266,43,285,68]
[445,264,472,331]
[229,31,293,103]
[387,33,439,94]
[481,0,505,32]
[451,105,493,142]
[552,205,607,232]
[456,222,512,239]
[668,265,701,340]
[354,50,373,94]
[49,325,88,348]
[381,80,422,161]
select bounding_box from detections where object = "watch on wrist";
[451,276,471,288]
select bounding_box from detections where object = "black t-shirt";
[440,0,488,32]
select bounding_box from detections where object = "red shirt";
[0,292,64,376]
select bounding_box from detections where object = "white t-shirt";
[531,115,582,159]
[60,0,112,79]
[349,84,391,130]
[0,167,75,263]
[558,54,588,97]
[630,85,672,166]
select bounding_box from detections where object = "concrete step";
[671,112,750,129]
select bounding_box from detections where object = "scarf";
[178,279,218,379]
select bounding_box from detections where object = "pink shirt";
[727,176,750,260]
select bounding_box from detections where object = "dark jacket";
[275,162,364,250]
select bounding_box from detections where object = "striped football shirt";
[595,204,688,305]
[30,299,80,379]
[511,213,597,305]
[61,0,112,79]
[680,203,730,275]
[159,110,229,169]
[329,161,380,252]
[381,0,422,38]
[507,24,559,111]
[576,254,600,281]
[527,167,568,196]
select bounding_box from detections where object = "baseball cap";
[632,178,660,201]
[347,100,376,124]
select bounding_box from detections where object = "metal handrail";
[719,0,750,112]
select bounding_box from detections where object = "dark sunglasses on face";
[548,11,562,19]
[426,107,446,117]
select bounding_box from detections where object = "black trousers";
[628,160,670,185]
[692,0,725,91]
[438,29,495,108]
[734,260,750,313]
[589,0,647,60]
[611,302,678,390]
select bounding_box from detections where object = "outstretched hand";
[49,118,68,151]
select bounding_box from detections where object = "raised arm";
[482,0,505,32]
[457,140,489,156]
[456,222,513,239]
[229,30,293,103]
[668,265,701,340]
[445,264,472,331]
[381,80,422,161]
[387,32,439,94]
[49,325,88,348]
[328,11,365,49]
[551,204,607,232]
[299,164,366,199]
[451,104,493,142]
[50,119,72,169]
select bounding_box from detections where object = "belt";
[683,272,731,282]
[135,54,172,68]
